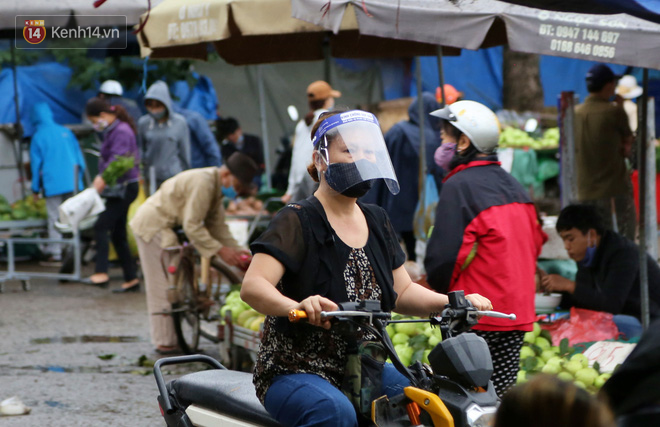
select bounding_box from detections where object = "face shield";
[313,111,400,196]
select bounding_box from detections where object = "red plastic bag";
[541,307,620,346]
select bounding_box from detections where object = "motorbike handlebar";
[288,309,307,322]
[288,309,385,323]
[476,310,517,320]
[288,308,516,323]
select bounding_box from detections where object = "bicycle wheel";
[197,258,243,343]
[172,256,201,354]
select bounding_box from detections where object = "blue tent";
[405,48,659,128]
[411,48,630,109]
[0,62,219,137]
[0,62,94,137]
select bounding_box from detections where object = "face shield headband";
[313,111,400,196]
[312,110,379,147]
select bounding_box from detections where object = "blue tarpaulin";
[0,63,219,137]
[171,72,220,120]
[1,54,658,137]
[0,62,95,137]
[411,47,504,110]
[407,48,659,129]
[410,47,631,110]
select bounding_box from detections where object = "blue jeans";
[613,314,643,340]
[263,363,409,427]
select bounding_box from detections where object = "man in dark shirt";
[574,64,635,240]
[216,117,264,188]
[541,204,660,337]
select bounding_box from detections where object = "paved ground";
[0,263,220,426]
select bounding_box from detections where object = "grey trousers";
[45,193,70,259]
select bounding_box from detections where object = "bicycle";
[160,232,244,354]
[162,197,283,354]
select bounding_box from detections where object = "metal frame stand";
[0,165,85,292]
[0,228,82,292]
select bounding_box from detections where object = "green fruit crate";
[221,310,262,370]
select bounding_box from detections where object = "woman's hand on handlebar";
[295,296,338,330]
[465,293,493,311]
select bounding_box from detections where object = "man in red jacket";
[424,100,547,395]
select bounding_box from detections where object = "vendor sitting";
[540,204,660,337]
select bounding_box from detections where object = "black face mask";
[324,160,375,198]
[341,180,374,198]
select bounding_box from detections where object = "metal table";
[226,197,282,240]
[0,219,83,292]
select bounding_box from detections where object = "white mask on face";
[93,119,109,132]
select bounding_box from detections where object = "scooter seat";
[168,369,282,427]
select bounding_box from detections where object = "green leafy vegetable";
[102,156,135,186]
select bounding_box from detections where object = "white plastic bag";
[226,219,249,247]
[0,396,31,416]
[58,188,105,228]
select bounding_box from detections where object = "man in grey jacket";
[138,81,191,191]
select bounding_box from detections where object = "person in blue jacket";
[173,105,222,168]
[30,102,86,264]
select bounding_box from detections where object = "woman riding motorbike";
[241,110,492,427]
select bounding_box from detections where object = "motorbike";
[153,290,516,427]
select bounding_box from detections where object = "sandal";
[155,346,182,355]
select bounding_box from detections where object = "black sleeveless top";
[249,196,405,402]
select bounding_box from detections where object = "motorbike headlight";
[466,404,497,427]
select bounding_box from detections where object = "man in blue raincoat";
[30,102,86,264]
[173,105,222,169]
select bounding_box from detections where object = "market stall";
[496,111,560,199]
[517,311,637,393]
[0,2,160,288]
[0,163,100,290]
[293,0,660,331]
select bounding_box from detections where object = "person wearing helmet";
[424,100,547,396]
[98,80,143,125]
[240,109,492,426]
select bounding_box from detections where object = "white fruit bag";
[58,188,105,228]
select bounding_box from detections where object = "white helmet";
[430,100,501,153]
[99,80,123,96]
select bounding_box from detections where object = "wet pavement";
[0,263,220,426]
